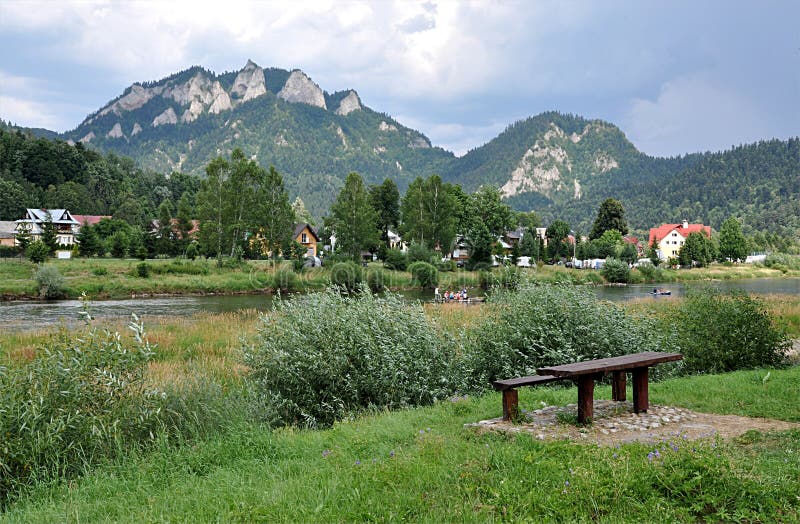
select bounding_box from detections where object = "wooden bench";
[537,351,683,424]
[492,375,564,421]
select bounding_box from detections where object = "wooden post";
[502,389,519,421]
[612,371,627,401]
[632,367,649,413]
[576,376,595,424]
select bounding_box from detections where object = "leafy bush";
[367,267,387,292]
[329,261,363,291]
[763,253,800,271]
[91,266,109,276]
[185,243,198,260]
[273,267,300,293]
[636,263,660,282]
[471,261,492,272]
[436,259,457,272]
[382,249,407,271]
[670,288,790,374]
[478,269,495,290]
[149,260,210,275]
[25,240,49,263]
[34,264,66,299]
[0,319,236,503]
[462,284,675,389]
[244,290,454,428]
[136,262,150,278]
[407,242,435,264]
[0,245,20,258]
[407,261,439,289]
[601,258,630,283]
[494,266,522,290]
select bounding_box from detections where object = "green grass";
[3,367,799,522]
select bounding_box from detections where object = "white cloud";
[0,95,62,129]
[623,75,770,157]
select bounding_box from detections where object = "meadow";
[1,287,798,521]
[1,256,797,300]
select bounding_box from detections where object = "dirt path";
[469,400,799,446]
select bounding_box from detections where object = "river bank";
[1,257,798,301]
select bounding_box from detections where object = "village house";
[72,215,112,228]
[648,220,711,261]
[15,209,81,247]
[293,223,320,257]
[0,221,17,247]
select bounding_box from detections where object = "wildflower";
[322,449,332,458]
[647,452,655,461]
[389,450,395,457]
[355,460,361,465]
[612,453,618,459]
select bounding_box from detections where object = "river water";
[2,279,800,333]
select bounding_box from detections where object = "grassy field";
[1,256,797,300]
[2,293,799,521]
[2,367,798,522]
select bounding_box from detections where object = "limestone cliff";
[335,90,362,115]
[231,60,267,102]
[278,70,327,109]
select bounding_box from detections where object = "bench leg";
[612,371,627,401]
[576,376,595,424]
[502,389,519,421]
[632,367,649,413]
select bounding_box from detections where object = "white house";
[15,209,81,246]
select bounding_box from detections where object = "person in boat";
[653,288,658,294]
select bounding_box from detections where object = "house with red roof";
[72,215,112,227]
[648,221,711,261]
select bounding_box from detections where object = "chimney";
[682,220,688,229]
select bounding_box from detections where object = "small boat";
[649,289,671,296]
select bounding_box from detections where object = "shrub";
[383,249,408,271]
[367,267,387,292]
[462,284,675,389]
[136,262,150,278]
[670,288,790,374]
[25,240,49,263]
[34,264,66,299]
[91,266,108,276]
[478,269,495,290]
[636,263,658,282]
[185,243,198,260]
[329,261,363,291]
[436,259,457,272]
[149,260,210,275]
[135,246,148,260]
[273,267,300,293]
[495,266,522,290]
[0,246,20,258]
[244,290,454,428]
[407,261,439,289]
[471,261,492,272]
[601,257,630,283]
[0,319,236,503]
[407,242,435,264]
[763,253,800,271]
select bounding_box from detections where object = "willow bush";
[462,284,677,389]
[244,289,455,428]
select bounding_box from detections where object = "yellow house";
[293,223,319,257]
[648,220,711,261]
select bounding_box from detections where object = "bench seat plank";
[537,351,682,377]
[492,374,562,391]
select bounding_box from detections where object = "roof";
[649,223,711,244]
[18,208,80,225]
[623,236,639,245]
[293,223,319,242]
[72,215,112,226]
[0,221,16,238]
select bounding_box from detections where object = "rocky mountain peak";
[278,70,326,109]
[232,61,267,102]
[335,90,362,115]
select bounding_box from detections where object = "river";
[2,278,800,333]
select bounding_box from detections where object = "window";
[301,233,308,243]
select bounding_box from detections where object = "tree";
[175,193,194,248]
[595,229,623,259]
[466,221,494,269]
[589,198,628,240]
[718,217,748,262]
[15,223,32,252]
[517,211,541,231]
[156,199,174,256]
[620,242,639,265]
[39,211,59,254]
[109,230,130,258]
[471,186,516,238]
[252,166,295,260]
[327,172,380,260]
[76,224,102,257]
[519,229,539,259]
[400,175,457,253]
[291,197,314,225]
[679,231,715,267]
[545,220,571,262]
[26,240,49,263]
[648,237,661,267]
[370,178,400,247]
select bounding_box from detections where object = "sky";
[0,0,797,157]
